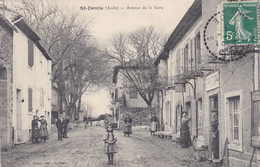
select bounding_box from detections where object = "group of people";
[148,111,193,149]
[83,115,93,128]
[55,114,70,141]
[31,115,48,143]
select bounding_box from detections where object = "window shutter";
[28,39,34,67]
[28,88,33,112]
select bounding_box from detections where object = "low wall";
[119,107,155,129]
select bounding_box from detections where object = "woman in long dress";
[32,115,39,143]
[123,114,132,137]
[39,115,48,142]
[229,5,253,42]
[180,112,192,148]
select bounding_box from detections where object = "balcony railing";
[174,68,203,84]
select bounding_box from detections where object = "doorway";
[16,89,22,142]
[185,101,192,135]
[210,95,219,159]
[175,105,182,135]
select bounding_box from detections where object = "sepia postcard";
[1,0,260,166]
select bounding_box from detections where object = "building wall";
[220,56,254,166]
[162,18,203,136]
[0,22,13,150]
[156,0,259,165]
[116,70,152,108]
[12,29,52,143]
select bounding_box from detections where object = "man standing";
[211,111,219,159]
[83,115,88,129]
[56,115,64,141]
[63,116,70,138]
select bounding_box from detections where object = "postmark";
[203,2,259,61]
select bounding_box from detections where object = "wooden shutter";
[28,39,34,67]
[28,88,33,112]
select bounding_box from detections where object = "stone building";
[0,9,52,150]
[154,0,260,166]
[111,66,156,129]
[0,14,15,151]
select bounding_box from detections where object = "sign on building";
[205,72,219,91]
[223,2,258,45]
[175,83,186,92]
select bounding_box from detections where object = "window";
[129,86,137,99]
[40,88,44,106]
[189,39,194,70]
[28,88,33,112]
[227,95,242,151]
[228,96,240,144]
[198,98,203,135]
[28,39,34,67]
[195,32,201,65]
[176,50,180,75]
[184,44,189,72]
[166,102,170,125]
[176,105,182,134]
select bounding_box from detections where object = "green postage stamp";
[223,2,258,45]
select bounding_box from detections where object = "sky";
[60,0,195,44]
[61,0,195,117]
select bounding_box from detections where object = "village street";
[1,123,211,167]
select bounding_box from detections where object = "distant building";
[111,65,156,129]
[0,9,52,150]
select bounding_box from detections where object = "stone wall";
[119,107,155,129]
[0,20,13,150]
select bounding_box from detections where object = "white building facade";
[0,10,52,148]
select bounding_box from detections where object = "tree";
[109,26,168,110]
[63,38,111,117]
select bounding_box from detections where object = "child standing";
[103,125,117,164]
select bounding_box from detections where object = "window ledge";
[228,143,243,152]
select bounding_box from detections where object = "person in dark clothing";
[123,114,132,137]
[211,111,219,159]
[39,115,48,142]
[63,116,70,138]
[150,113,158,136]
[83,115,88,129]
[180,112,192,148]
[56,115,64,141]
[89,117,92,126]
[75,117,79,127]
[32,115,40,143]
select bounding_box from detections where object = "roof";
[36,42,52,61]
[0,6,52,61]
[154,0,202,65]
[112,65,125,84]
[0,15,17,32]
[112,64,151,84]
[14,19,41,43]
